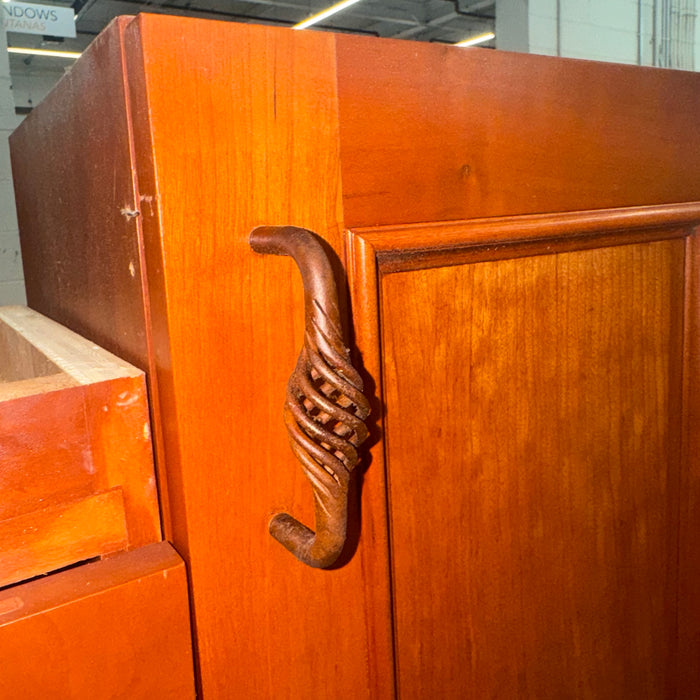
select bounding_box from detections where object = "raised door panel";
[347,204,700,698]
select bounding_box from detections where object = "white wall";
[562,0,639,64]
[0,26,25,305]
[11,68,64,111]
[530,0,642,63]
[528,0,697,69]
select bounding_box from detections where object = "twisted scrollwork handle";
[249,226,370,568]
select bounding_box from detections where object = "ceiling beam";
[392,10,459,39]
[457,0,495,11]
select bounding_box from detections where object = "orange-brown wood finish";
[335,35,700,227]
[9,18,149,371]
[119,15,391,698]
[0,307,160,589]
[0,375,157,535]
[0,543,195,698]
[347,206,699,698]
[677,228,700,693]
[11,15,700,698]
[0,490,127,589]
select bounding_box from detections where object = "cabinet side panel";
[9,18,150,371]
[380,239,684,698]
[336,35,700,227]
[124,15,386,698]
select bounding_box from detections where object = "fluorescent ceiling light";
[293,0,364,30]
[8,47,82,59]
[454,31,495,48]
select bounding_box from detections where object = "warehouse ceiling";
[74,0,495,40]
[6,0,495,109]
[7,0,496,54]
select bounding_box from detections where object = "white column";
[528,0,558,55]
[496,0,530,52]
[0,25,25,304]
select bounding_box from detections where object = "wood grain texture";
[0,376,156,531]
[121,15,389,697]
[353,201,700,273]
[677,229,700,695]
[348,205,700,696]
[1,385,103,518]
[0,542,195,699]
[13,17,700,698]
[377,238,685,698]
[9,16,174,540]
[9,17,149,371]
[0,305,143,384]
[0,320,61,383]
[0,372,77,401]
[0,489,127,588]
[335,35,700,227]
[345,230,396,698]
[0,307,160,586]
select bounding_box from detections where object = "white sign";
[2,2,76,38]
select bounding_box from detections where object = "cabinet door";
[347,203,700,698]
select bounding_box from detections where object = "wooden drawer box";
[0,305,160,588]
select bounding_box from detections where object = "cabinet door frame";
[346,201,700,697]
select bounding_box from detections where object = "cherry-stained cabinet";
[10,14,700,698]
[0,303,196,697]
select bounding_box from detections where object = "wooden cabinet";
[10,14,700,698]
[0,305,195,697]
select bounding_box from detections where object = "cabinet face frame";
[346,201,700,697]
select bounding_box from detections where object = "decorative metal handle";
[249,226,370,568]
